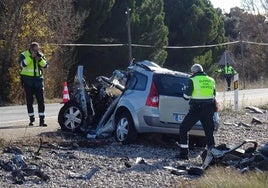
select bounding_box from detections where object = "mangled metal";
[0,152,49,184]
[58,64,127,139]
[201,140,268,172]
[58,66,124,136]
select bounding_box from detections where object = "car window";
[153,74,189,97]
[126,71,147,91]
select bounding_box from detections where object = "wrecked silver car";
[58,60,220,144]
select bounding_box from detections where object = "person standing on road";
[19,42,48,126]
[178,64,216,160]
[216,63,237,91]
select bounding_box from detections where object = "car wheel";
[58,101,84,132]
[115,112,137,144]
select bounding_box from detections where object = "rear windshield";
[153,74,189,97]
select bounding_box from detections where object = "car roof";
[129,60,190,78]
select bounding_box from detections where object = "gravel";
[0,108,267,187]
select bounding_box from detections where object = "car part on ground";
[201,140,268,172]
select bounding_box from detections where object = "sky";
[210,0,242,12]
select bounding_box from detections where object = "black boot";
[39,117,47,127]
[29,116,35,126]
[177,148,189,160]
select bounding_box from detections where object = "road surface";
[0,103,63,141]
[216,88,268,110]
[1,88,268,141]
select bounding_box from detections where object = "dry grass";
[45,98,62,104]
[215,78,268,92]
[187,167,268,188]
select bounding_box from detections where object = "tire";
[115,112,137,144]
[58,101,84,132]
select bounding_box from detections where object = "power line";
[48,43,125,47]
[46,40,268,49]
[243,40,268,46]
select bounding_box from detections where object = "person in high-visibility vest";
[216,63,237,91]
[19,42,48,126]
[177,64,216,160]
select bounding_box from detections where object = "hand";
[36,51,43,58]
[35,51,43,61]
[35,55,42,62]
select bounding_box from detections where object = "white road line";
[0,116,57,124]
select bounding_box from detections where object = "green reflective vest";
[190,75,215,100]
[224,66,234,74]
[20,50,47,77]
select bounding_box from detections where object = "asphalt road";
[0,103,63,141]
[1,88,268,141]
[216,88,268,109]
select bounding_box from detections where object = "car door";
[154,74,190,124]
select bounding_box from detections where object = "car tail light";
[146,82,159,107]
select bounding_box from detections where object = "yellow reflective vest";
[190,75,215,100]
[20,50,47,77]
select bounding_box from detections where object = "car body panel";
[159,95,189,123]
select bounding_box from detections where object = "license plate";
[173,114,185,122]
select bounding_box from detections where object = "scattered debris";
[77,139,107,148]
[3,146,23,155]
[164,166,187,176]
[164,165,204,176]
[84,166,100,180]
[0,154,49,184]
[238,122,251,129]
[245,106,265,114]
[251,117,262,125]
[34,138,43,156]
[223,122,251,129]
[120,157,131,168]
[135,157,146,165]
[201,140,268,173]
[68,166,99,180]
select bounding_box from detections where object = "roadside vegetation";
[189,167,268,188]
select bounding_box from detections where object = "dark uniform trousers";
[24,81,45,120]
[225,74,232,90]
[179,103,215,147]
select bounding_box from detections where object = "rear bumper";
[141,116,204,136]
[140,115,219,136]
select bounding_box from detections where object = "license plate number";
[173,114,185,122]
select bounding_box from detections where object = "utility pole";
[125,7,132,63]
[239,32,246,89]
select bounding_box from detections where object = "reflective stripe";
[28,113,34,116]
[39,113,45,116]
[183,93,190,99]
[20,50,47,77]
[180,144,189,149]
[190,96,214,99]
